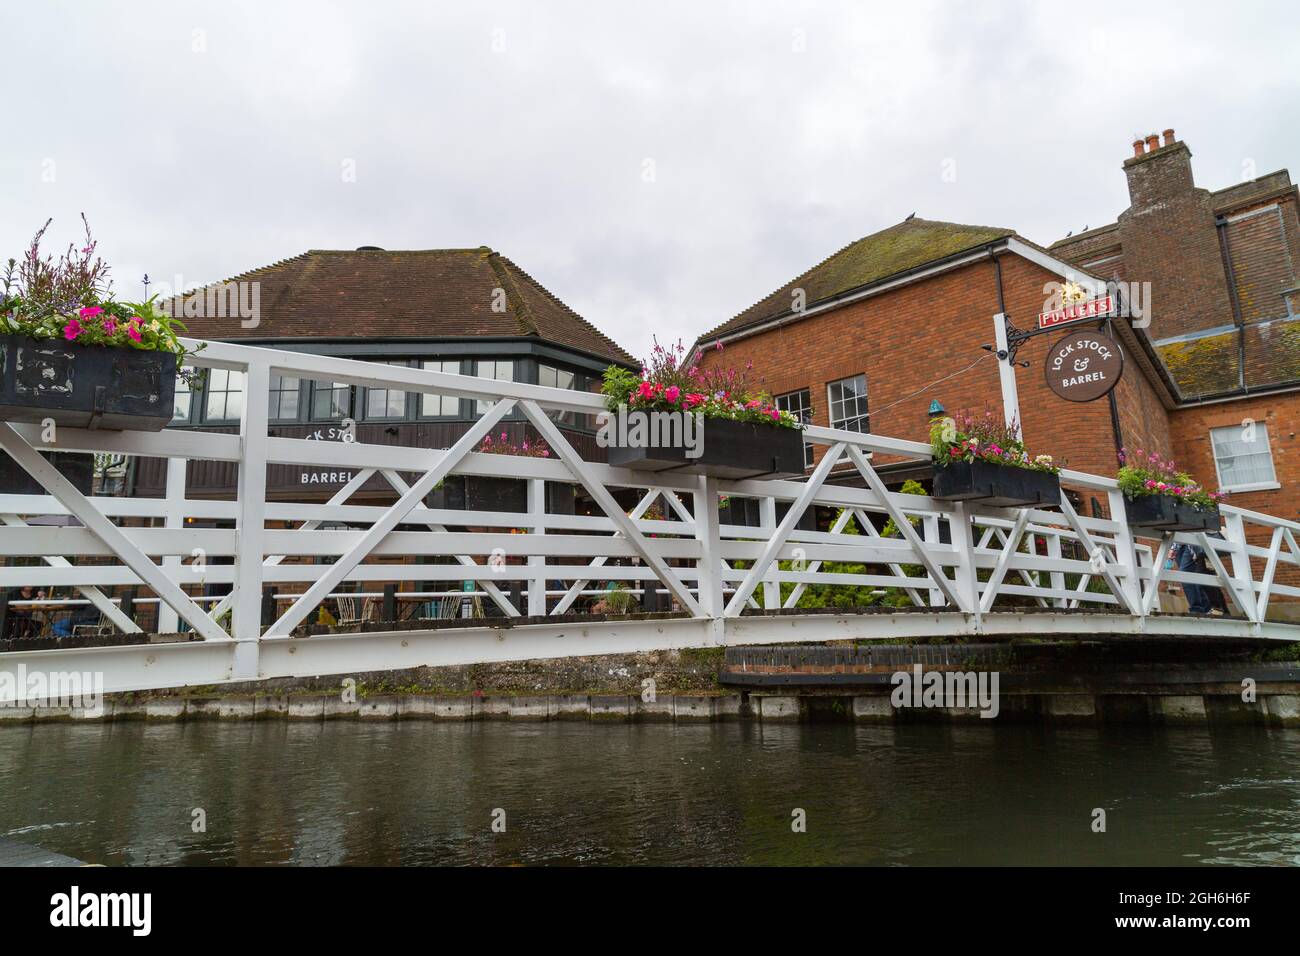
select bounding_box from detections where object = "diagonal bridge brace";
[264,399,517,637]
[0,423,229,641]
[519,400,702,617]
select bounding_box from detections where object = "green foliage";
[2,217,201,367]
[930,409,1059,473]
[1116,448,1223,512]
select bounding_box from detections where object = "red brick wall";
[1118,142,1237,341]
[1170,393,1300,585]
[696,253,1157,481]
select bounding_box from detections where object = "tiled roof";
[697,218,1014,343]
[172,247,636,366]
[1157,319,1300,398]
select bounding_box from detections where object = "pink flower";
[637,381,655,399]
[126,321,142,343]
[103,317,117,335]
[63,319,83,340]
[79,305,103,318]
[664,385,680,403]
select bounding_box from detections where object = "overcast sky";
[4,0,1298,360]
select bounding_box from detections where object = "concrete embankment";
[3,641,1298,726]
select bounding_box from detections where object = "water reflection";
[1,721,1297,866]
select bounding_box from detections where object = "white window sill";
[1221,481,1281,494]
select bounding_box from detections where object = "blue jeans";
[1178,546,1210,614]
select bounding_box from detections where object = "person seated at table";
[5,586,44,639]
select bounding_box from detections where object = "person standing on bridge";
[1171,541,1214,616]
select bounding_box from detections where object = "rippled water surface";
[1,721,1298,865]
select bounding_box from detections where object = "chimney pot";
[1132,139,1145,157]
[1145,134,1160,152]
[1162,128,1176,147]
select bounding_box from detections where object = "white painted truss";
[1,338,1298,700]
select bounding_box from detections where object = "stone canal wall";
[2,641,1299,726]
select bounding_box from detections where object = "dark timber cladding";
[130,246,636,500]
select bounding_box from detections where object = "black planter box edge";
[606,416,806,481]
[930,458,1061,508]
[0,332,176,431]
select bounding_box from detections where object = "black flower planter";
[719,496,817,532]
[1124,494,1220,533]
[0,450,93,496]
[607,417,805,480]
[427,474,575,516]
[931,459,1061,508]
[0,334,177,431]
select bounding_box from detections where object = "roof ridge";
[485,251,538,337]
[497,255,637,365]
[697,218,1013,344]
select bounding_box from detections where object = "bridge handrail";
[0,334,1295,676]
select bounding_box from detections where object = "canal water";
[1,721,1298,866]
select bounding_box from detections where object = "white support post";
[527,478,546,617]
[1222,512,1258,621]
[759,496,781,610]
[158,456,186,634]
[993,312,1021,436]
[1106,489,1143,616]
[1046,531,1066,608]
[923,514,943,607]
[695,476,725,618]
[231,361,271,678]
[947,502,981,617]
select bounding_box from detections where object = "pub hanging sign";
[1044,329,1124,402]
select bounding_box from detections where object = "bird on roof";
[905,212,916,221]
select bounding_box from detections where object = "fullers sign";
[1045,329,1124,402]
[1037,294,1113,330]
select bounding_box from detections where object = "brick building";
[692,129,1299,540]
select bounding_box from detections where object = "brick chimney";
[1117,129,1234,340]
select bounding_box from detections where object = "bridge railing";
[1,337,1298,674]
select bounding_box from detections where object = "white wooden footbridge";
[1,339,1298,700]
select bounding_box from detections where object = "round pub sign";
[1045,329,1124,402]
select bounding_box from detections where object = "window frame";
[309,380,353,422]
[361,360,413,422]
[1210,422,1280,493]
[826,374,869,434]
[474,358,516,416]
[419,359,465,420]
[268,373,303,423]
[201,368,246,424]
